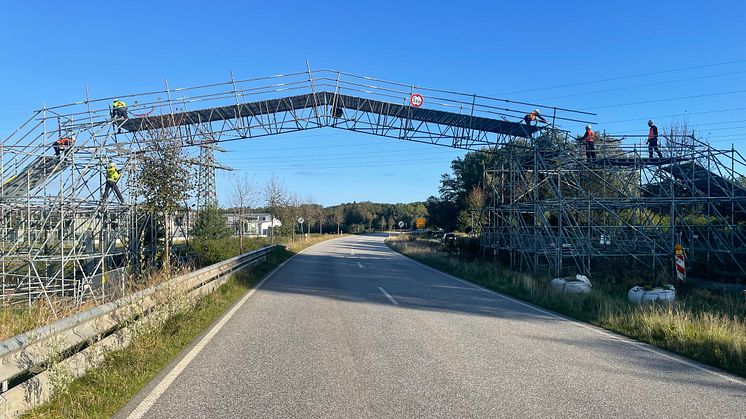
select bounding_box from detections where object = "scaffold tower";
[482,129,746,282]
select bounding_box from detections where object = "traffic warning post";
[675,244,686,282]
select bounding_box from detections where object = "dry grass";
[284,233,343,252]
[0,266,191,342]
[1,235,343,342]
[0,300,97,341]
[387,236,746,377]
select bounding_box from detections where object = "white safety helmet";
[108,162,116,168]
[586,124,592,130]
[534,109,540,114]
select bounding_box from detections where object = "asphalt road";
[118,234,745,418]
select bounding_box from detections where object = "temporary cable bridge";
[1,67,592,306]
[6,66,743,304]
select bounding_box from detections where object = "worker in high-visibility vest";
[523,109,547,126]
[580,125,597,160]
[111,99,128,119]
[647,120,663,159]
[102,162,124,203]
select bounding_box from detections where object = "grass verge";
[387,236,746,378]
[25,235,341,418]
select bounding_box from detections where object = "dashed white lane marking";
[394,248,746,387]
[357,262,364,269]
[126,248,310,419]
[378,286,399,306]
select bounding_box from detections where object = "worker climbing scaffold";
[52,136,74,158]
[523,109,547,126]
[111,99,128,119]
[102,162,125,203]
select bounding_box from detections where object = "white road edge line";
[390,246,746,386]
[126,246,312,419]
[357,262,364,269]
[378,286,399,306]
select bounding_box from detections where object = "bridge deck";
[590,157,690,167]
[121,91,540,138]
[663,162,746,197]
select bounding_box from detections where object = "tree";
[230,174,257,252]
[316,203,325,234]
[263,175,288,242]
[192,204,231,240]
[138,130,191,269]
[300,195,317,237]
[439,151,493,204]
[387,215,396,231]
[426,196,459,231]
[322,201,428,234]
[333,205,344,234]
[738,175,746,190]
[458,186,487,235]
[286,193,302,242]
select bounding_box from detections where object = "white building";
[225,212,282,237]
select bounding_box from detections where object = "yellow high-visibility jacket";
[113,100,127,109]
[106,166,121,182]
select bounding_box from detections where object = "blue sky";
[1,1,745,206]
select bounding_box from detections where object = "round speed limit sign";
[398,221,405,228]
[410,93,424,108]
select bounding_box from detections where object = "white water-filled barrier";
[628,285,676,304]
[551,274,592,294]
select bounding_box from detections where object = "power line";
[220,147,463,163]
[589,89,746,110]
[598,107,746,124]
[703,132,746,139]
[536,70,746,101]
[229,156,457,171]
[699,125,746,132]
[230,157,454,170]
[493,58,746,96]
[710,138,746,143]
[694,119,746,127]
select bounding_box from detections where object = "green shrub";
[186,237,270,267]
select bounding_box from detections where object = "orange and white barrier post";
[674,244,686,282]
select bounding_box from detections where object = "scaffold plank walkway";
[121,91,542,139]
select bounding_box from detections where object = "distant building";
[225,212,282,237]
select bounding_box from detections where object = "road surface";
[118,234,745,418]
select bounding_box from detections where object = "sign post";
[675,244,686,282]
[298,217,305,243]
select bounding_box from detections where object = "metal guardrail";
[0,244,280,418]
